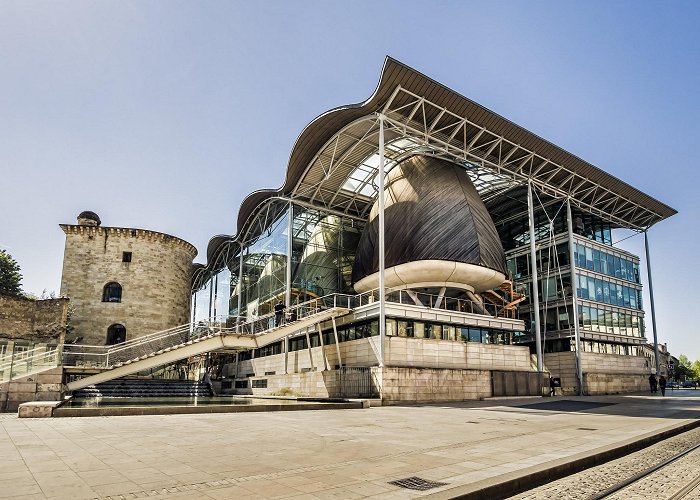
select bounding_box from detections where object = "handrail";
[0,345,61,383]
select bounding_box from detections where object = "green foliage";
[673,354,695,380]
[0,249,23,297]
[674,363,693,381]
[692,361,700,380]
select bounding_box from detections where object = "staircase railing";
[60,288,505,372]
[0,345,62,383]
[63,293,354,370]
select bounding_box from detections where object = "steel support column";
[286,201,293,307]
[378,115,386,368]
[332,317,342,369]
[237,248,244,324]
[645,230,661,375]
[527,181,543,372]
[305,331,315,371]
[317,323,328,371]
[567,198,584,395]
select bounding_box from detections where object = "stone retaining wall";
[0,367,64,412]
[0,296,69,342]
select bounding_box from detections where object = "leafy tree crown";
[0,250,24,297]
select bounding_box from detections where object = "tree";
[674,354,693,381]
[0,250,23,297]
[692,360,700,381]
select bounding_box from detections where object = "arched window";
[106,324,126,345]
[102,282,122,302]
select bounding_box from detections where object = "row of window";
[579,304,643,337]
[542,338,641,356]
[240,319,522,360]
[576,274,642,310]
[574,243,640,283]
[508,242,640,286]
[519,304,643,337]
[507,243,570,280]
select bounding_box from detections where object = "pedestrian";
[550,377,556,396]
[648,373,657,394]
[659,375,667,397]
[274,300,286,327]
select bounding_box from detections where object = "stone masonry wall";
[59,225,196,345]
[0,296,69,343]
[0,367,63,412]
[232,336,534,381]
[229,336,533,402]
[545,351,651,395]
[381,367,492,403]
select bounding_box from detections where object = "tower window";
[122,251,132,263]
[106,324,126,345]
[102,282,122,302]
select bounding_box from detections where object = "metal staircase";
[65,294,353,391]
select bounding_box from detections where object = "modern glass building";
[189,57,676,400]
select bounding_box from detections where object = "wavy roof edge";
[194,56,677,287]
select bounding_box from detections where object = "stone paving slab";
[1,391,700,499]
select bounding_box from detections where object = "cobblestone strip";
[606,448,700,500]
[509,427,700,500]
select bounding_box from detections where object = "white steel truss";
[290,85,666,230]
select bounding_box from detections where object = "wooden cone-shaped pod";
[352,155,507,293]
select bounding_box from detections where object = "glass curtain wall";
[191,200,366,324]
[237,200,290,320]
[290,204,363,304]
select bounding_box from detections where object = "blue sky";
[1,1,697,360]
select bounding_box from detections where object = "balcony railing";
[0,345,62,383]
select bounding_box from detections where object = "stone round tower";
[59,212,197,345]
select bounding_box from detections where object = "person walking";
[659,375,667,397]
[274,300,286,327]
[648,373,657,394]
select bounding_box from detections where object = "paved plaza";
[1,391,700,499]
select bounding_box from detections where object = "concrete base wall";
[544,351,650,396]
[233,336,534,380]
[584,372,648,395]
[0,367,64,412]
[231,366,528,404]
[381,367,492,404]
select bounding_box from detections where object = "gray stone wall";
[0,367,63,412]
[544,351,651,395]
[59,225,197,345]
[0,296,68,342]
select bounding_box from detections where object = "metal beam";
[567,198,584,395]
[378,115,386,368]
[645,230,661,376]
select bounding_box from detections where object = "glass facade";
[192,200,364,324]
[573,243,640,283]
[503,208,645,354]
[576,274,642,310]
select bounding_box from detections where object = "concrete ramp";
[66,307,349,391]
